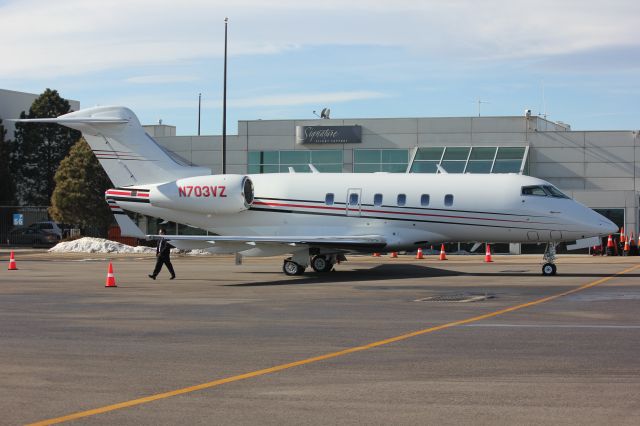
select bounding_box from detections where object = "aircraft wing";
[149,234,387,252]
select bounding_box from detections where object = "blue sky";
[1,0,638,135]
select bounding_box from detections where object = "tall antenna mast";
[476,99,490,117]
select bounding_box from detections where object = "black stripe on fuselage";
[105,196,150,204]
[253,196,545,218]
[115,187,150,192]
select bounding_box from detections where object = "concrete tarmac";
[1,252,639,425]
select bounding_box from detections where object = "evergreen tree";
[0,119,16,205]
[50,138,113,234]
[12,89,80,205]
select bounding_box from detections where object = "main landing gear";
[542,242,558,276]
[310,255,334,273]
[282,254,339,276]
[283,259,306,276]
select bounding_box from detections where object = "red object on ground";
[439,244,447,261]
[8,251,17,270]
[484,244,493,263]
[105,262,117,288]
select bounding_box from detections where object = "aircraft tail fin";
[13,106,210,187]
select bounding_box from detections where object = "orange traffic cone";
[372,252,381,257]
[620,227,625,243]
[605,235,615,256]
[8,251,17,270]
[439,244,447,261]
[484,244,493,262]
[623,237,630,256]
[105,262,117,287]
[390,251,398,258]
[416,248,424,259]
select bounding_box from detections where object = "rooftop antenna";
[540,81,547,120]
[320,108,331,119]
[475,99,490,117]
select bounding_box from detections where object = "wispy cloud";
[102,91,389,110]
[1,0,638,78]
[229,91,390,108]
[125,75,200,84]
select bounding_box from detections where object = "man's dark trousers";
[151,238,175,278]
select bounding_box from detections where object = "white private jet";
[16,106,617,276]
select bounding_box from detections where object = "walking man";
[149,228,176,280]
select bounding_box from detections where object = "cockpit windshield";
[521,185,570,199]
[543,185,569,198]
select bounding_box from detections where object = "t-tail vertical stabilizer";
[13,106,211,187]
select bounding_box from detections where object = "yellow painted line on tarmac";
[26,264,640,426]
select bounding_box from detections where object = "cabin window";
[373,193,383,207]
[521,185,547,196]
[420,194,430,206]
[444,194,454,206]
[325,193,335,205]
[349,193,359,205]
[397,194,406,206]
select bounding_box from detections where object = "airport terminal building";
[146,114,639,247]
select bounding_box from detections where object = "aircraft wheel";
[283,260,305,276]
[311,255,333,273]
[542,263,557,276]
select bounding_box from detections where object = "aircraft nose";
[592,214,618,237]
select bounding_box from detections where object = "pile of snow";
[49,237,155,254]
[184,249,214,256]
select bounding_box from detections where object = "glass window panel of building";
[469,147,496,160]
[353,149,408,173]
[248,150,342,173]
[411,146,526,174]
[442,147,470,160]
[440,161,466,173]
[414,147,444,161]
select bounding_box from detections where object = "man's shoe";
[170,275,176,280]
[148,274,156,280]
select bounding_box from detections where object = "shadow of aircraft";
[225,263,640,287]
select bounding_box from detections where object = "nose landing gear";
[542,242,558,276]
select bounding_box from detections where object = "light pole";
[197,93,201,136]
[222,17,228,174]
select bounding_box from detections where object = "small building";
[0,89,80,137]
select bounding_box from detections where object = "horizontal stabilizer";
[10,117,129,124]
[13,106,211,187]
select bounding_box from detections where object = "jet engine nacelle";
[149,175,254,214]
